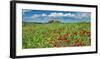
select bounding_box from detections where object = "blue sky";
[22,9,91,23]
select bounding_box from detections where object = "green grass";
[22,22,91,49]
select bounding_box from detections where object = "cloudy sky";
[22,9,91,23]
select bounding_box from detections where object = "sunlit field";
[22,22,91,49]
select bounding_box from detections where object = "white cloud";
[41,13,47,16]
[57,13,64,16]
[64,13,75,17]
[48,12,76,17]
[48,12,57,17]
[75,12,91,19]
[31,14,40,18]
[81,13,91,17]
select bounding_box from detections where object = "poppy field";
[22,22,91,49]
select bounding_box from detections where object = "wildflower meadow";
[22,22,91,48]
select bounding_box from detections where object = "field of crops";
[22,22,91,49]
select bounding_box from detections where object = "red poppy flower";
[73,43,82,46]
[63,33,69,37]
[80,30,86,36]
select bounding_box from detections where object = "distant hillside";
[23,19,90,24]
[48,19,61,23]
[23,19,62,24]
